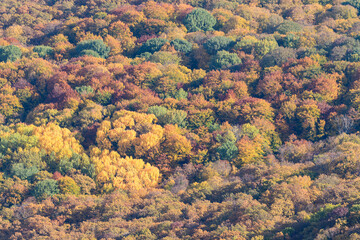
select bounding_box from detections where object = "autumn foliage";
[1,0,360,239]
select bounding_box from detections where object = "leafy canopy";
[184,8,217,32]
[211,50,242,69]
[0,45,22,62]
[75,40,110,59]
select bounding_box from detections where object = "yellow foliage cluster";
[33,123,83,159]
[96,110,164,158]
[162,125,192,163]
[0,84,23,117]
[91,148,160,192]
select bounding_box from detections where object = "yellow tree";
[108,21,136,53]
[96,110,164,158]
[91,148,160,192]
[235,135,265,167]
[0,84,23,118]
[33,122,84,160]
[162,124,192,163]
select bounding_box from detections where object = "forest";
[2,0,360,239]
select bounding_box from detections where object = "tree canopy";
[1,0,360,239]
[184,8,217,32]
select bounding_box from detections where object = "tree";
[72,101,104,130]
[0,175,30,207]
[203,36,234,54]
[32,179,59,200]
[235,35,259,54]
[263,15,284,33]
[161,125,192,164]
[79,49,101,58]
[72,173,96,194]
[344,0,360,11]
[33,123,84,160]
[148,105,168,119]
[58,176,80,195]
[187,109,215,129]
[0,124,39,157]
[11,163,39,181]
[108,20,136,53]
[222,16,249,33]
[75,40,110,59]
[122,62,162,88]
[170,39,192,53]
[139,38,168,54]
[256,70,283,99]
[0,45,22,62]
[309,73,340,102]
[261,47,296,67]
[295,101,324,141]
[149,51,181,65]
[48,34,73,59]
[142,1,173,20]
[0,85,23,118]
[254,38,278,58]
[33,46,53,58]
[330,5,358,19]
[280,34,300,48]
[235,136,265,166]
[276,20,303,34]
[148,106,188,127]
[234,97,275,124]
[184,8,217,32]
[154,65,191,98]
[96,110,164,158]
[211,51,242,69]
[346,47,360,62]
[278,136,314,163]
[217,140,238,161]
[91,148,160,192]
[132,19,169,37]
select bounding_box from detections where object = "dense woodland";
[3,0,360,239]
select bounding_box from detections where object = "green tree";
[148,105,168,118]
[280,34,300,48]
[235,36,259,54]
[139,38,168,54]
[170,39,193,53]
[79,49,101,58]
[261,47,296,67]
[75,40,110,59]
[0,45,22,62]
[217,140,238,160]
[174,88,188,100]
[11,163,39,181]
[254,38,278,58]
[32,179,59,200]
[161,110,188,128]
[148,106,187,127]
[33,46,53,58]
[75,85,94,96]
[346,47,360,62]
[211,50,242,69]
[184,8,217,32]
[93,91,112,105]
[276,20,303,34]
[204,36,234,54]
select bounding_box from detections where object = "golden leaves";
[33,123,83,159]
[91,148,160,192]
